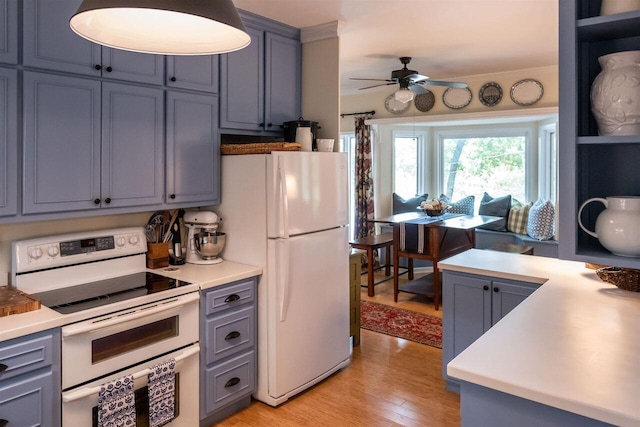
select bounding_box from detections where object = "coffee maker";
[184,211,225,265]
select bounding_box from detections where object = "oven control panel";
[12,227,146,273]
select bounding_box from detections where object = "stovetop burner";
[33,272,192,314]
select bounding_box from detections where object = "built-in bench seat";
[475,229,558,258]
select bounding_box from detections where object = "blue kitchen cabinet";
[23,0,164,84]
[0,0,17,64]
[220,12,301,133]
[442,271,539,391]
[166,91,220,205]
[558,2,640,270]
[0,67,17,217]
[23,71,164,214]
[200,277,257,425]
[167,55,220,93]
[0,328,61,427]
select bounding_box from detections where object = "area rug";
[360,300,442,348]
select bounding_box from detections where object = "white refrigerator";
[216,151,351,406]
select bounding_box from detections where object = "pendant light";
[394,87,415,103]
[69,0,251,56]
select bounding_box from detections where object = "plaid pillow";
[508,201,533,235]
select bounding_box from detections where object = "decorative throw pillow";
[508,201,533,235]
[478,192,512,231]
[439,194,475,215]
[527,199,556,240]
[392,193,428,214]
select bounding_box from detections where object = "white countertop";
[440,249,640,427]
[0,260,262,344]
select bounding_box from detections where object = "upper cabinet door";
[0,67,17,217]
[102,48,165,85]
[166,91,220,205]
[167,55,219,93]
[101,82,164,208]
[220,25,264,131]
[0,0,18,64]
[23,0,101,76]
[23,72,102,214]
[265,32,301,128]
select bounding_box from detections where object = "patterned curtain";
[354,116,375,241]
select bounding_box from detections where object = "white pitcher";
[578,196,640,257]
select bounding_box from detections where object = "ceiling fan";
[351,57,467,103]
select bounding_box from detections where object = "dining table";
[370,212,502,310]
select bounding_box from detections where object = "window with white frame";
[392,131,427,199]
[436,128,532,207]
[340,133,357,236]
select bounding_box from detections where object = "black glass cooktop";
[33,272,192,314]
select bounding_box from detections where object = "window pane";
[394,137,418,198]
[442,136,526,205]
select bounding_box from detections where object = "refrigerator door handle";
[276,239,290,322]
[277,157,290,239]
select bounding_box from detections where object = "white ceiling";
[233,0,559,95]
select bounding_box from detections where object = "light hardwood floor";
[215,268,460,426]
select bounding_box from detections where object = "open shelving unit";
[559,1,640,269]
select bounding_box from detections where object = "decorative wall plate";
[479,82,503,107]
[384,94,411,114]
[443,87,472,110]
[510,79,544,106]
[414,91,435,112]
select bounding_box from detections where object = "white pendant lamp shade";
[394,87,415,103]
[70,0,251,55]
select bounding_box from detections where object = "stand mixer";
[184,211,225,265]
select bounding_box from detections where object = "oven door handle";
[61,292,199,337]
[62,344,200,403]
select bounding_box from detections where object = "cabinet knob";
[483,285,489,291]
[0,419,8,427]
[225,331,241,341]
[106,66,113,72]
[94,198,101,205]
[0,363,7,372]
[170,77,177,82]
[170,194,176,199]
[104,197,111,204]
[259,122,265,128]
[267,123,273,128]
[493,287,500,293]
[94,64,102,71]
[224,294,240,303]
[224,377,240,388]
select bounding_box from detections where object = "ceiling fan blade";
[418,80,468,88]
[350,78,396,82]
[358,82,397,90]
[409,84,428,95]
[406,73,430,83]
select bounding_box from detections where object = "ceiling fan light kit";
[394,87,415,103]
[69,0,251,55]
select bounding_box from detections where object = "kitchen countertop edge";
[440,249,640,427]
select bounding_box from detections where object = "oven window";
[92,316,179,363]
[92,373,180,427]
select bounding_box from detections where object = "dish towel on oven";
[148,358,176,427]
[97,374,136,427]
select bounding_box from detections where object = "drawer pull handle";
[225,377,240,388]
[225,331,241,340]
[0,363,7,372]
[483,285,489,291]
[224,294,240,303]
[493,287,500,293]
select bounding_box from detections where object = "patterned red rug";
[360,300,442,348]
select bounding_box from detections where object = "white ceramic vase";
[600,0,640,15]
[590,50,640,136]
[578,196,640,257]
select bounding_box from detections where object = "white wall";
[340,66,558,132]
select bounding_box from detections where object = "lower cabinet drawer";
[0,371,54,427]
[204,350,255,414]
[205,305,255,364]
[0,330,54,381]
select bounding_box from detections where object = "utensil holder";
[147,242,169,268]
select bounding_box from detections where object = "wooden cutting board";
[0,286,41,316]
